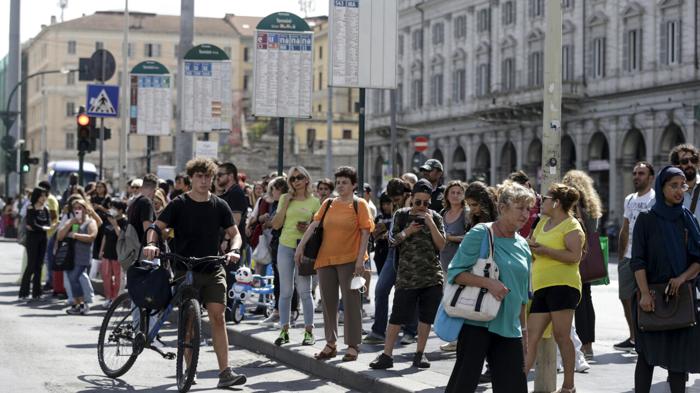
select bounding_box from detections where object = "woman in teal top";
[446,181,534,393]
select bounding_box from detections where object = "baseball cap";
[412,179,433,195]
[420,159,444,172]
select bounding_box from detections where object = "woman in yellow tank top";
[524,184,585,393]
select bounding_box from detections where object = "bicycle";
[97,252,227,393]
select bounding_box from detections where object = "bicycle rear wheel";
[176,298,201,393]
[97,292,142,378]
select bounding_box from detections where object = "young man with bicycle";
[143,157,246,388]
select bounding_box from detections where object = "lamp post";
[1,67,76,196]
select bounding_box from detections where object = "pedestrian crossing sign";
[86,84,119,117]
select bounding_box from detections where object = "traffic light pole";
[78,150,85,185]
[99,117,105,179]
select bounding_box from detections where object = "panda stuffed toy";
[229,266,254,301]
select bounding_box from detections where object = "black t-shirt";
[127,195,155,244]
[220,184,248,244]
[158,193,235,258]
[430,185,446,212]
[102,216,128,260]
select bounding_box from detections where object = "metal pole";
[41,88,48,174]
[534,0,563,391]
[119,0,129,189]
[78,151,85,185]
[99,118,105,179]
[175,0,194,173]
[7,0,20,197]
[390,89,397,177]
[357,88,366,192]
[146,135,152,173]
[277,117,284,176]
[325,86,333,178]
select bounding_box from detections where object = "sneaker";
[260,313,279,326]
[66,304,81,315]
[400,333,416,345]
[80,303,90,315]
[102,300,112,309]
[274,329,290,346]
[412,351,431,368]
[575,359,591,373]
[362,332,385,345]
[369,353,394,369]
[440,341,458,352]
[613,338,636,352]
[217,367,246,388]
[302,330,315,346]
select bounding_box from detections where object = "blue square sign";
[86,84,119,117]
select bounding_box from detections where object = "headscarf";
[651,165,700,276]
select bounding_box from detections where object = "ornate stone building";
[365,0,700,222]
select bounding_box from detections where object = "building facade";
[365,0,700,222]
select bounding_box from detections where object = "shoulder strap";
[485,222,495,260]
[318,198,334,228]
[690,185,700,213]
[353,196,358,215]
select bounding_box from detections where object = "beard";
[684,166,697,181]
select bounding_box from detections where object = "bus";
[44,160,98,199]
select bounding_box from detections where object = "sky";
[0,0,329,57]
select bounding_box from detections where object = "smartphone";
[408,214,424,225]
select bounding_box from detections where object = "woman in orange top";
[295,166,374,362]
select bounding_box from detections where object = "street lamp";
[1,67,77,196]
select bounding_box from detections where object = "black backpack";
[127,263,172,310]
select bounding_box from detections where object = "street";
[0,241,354,393]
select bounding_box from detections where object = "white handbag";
[252,230,272,265]
[442,223,502,322]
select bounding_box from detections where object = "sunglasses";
[413,199,430,207]
[290,175,306,182]
[542,196,553,200]
[678,157,699,165]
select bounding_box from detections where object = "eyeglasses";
[678,157,699,165]
[413,199,430,207]
[290,175,306,182]
[542,196,553,200]
[667,183,690,192]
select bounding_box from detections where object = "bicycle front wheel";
[176,298,201,393]
[97,292,142,378]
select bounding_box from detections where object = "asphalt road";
[0,241,354,393]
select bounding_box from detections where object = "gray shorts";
[618,258,637,300]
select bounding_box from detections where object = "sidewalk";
[93,258,700,393]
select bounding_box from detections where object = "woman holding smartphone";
[270,166,320,347]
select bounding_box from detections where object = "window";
[477,9,491,33]
[476,63,491,96]
[343,129,353,139]
[452,68,466,102]
[503,1,516,25]
[95,41,104,50]
[127,43,134,58]
[502,57,516,91]
[65,133,75,150]
[411,78,423,108]
[306,129,316,150]
[623,29,642,72]
[373,90,385,113]
[150,136,161,152]
[454,16,467,39]
[661,20,681,65]
[430,74,443,105]
[318,71,323,90]
[144,43,161,57]
[529,0,545,18]
[528,51,544,86]
[562,44,574,81]
[432,23,445,45]
[592,37,606,78]
[67,72,75,85]
[319,46,323,60]
[67,40,76,54]
[562,0,574,10]
[398,35,404,56]
[412,29,423,50]
[244,47,250,62]
[243,74,250,91]
[66,102,75,116]
[397,83,404,111]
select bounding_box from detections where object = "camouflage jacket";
[391,207,445,289]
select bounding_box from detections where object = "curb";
[91,278,431,393]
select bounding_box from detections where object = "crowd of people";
[9,142,700,392]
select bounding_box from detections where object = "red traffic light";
[77,113,90,127]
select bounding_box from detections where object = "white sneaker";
[260,313,279,326]
[440,341,458,352]
[102,300,112,309]
[575,358,591,373]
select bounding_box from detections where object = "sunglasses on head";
[290,175,306,182]
[413,199,430,207]
[678,157,699,165]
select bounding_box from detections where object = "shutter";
[528,54,534,86]
[486,64,491,93]
[502,3,507,24]
[676,20,682,64]
[476,66,482,96]
[585,38,593,77]
[602,38,607,77]
[660,21,668,65]
[501,59,507,90]
[568,45,575,80]
[529,0,534,18]
[622,30,629,72]
[637,29,643,71]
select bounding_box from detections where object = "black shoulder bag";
[300,198,334,275]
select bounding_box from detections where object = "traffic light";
[76,106,96,153]
[4,149,17,172]
[19,150,38,173]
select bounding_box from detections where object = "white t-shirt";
[623,189,655,259]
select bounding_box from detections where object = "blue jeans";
[277,244,314,327]
[370,248,417,337]
[64,268,94,304]
[67,265,88,298]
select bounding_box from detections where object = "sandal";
[342,345,359,362]
[314,344,337,360]
[555,387,576,393]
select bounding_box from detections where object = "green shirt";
[391,208,445,289]
[279,194,320,249]
[447,224,531,338]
